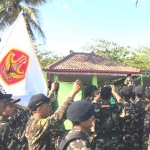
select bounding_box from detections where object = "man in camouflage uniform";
[124,74,135,89]
[132,85,148,150]
[59,100,95,150]
[84,84,96,102]
[119,85,147,150]
[142,88,150,150]
[0,91,9,150]
[118,85,136,150]
[12,105,31,149]
[0,91,22,150]
[93,85,123,150]
[25,79,83,150]
[2,101,31,150]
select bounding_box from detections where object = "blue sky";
[37,0,150,56]
[1,0,150,56]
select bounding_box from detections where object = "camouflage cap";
[67,100,94,122]
[0,91,12,100]
[3,98,20,105]
[28,93,51,111]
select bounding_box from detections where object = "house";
[44,51,142,129]
[45,51,142,86]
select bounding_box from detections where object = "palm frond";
[20,4,46,43]
[0,1,46,43]
[23,14,36,41]
[23,0,47,6]
[0,7,19,30]
[20,4,41,21]
[0,0,8,7]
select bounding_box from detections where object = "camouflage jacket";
[65,127,92,150]
[10,105,31,150]
[124,78,135,87]
[0,116,22,150]
[119,98,147,132]
[10,105,31,135]
[25,96,72,150]
[93,100,123,134]
[144,102,150,130]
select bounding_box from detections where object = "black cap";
[144,89,150,100]
[101,86,111,100]
[0,91,12,100]
[122,86,132,97]
[135,85,143,97]
[28,93,51,111]
[67,100,94,122]
[84,84,94,96]
[3,98,20,105]
[127,74,132,77]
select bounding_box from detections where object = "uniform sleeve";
[25,96,73,141]
[0,122,21,150]
[50,96,73,124]
[66,139,90,150]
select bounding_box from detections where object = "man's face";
[41,103,51,118]
[80,115,95,130]
[0,100,4,115]
[3,103,16,118]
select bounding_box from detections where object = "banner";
[0,12,47,106]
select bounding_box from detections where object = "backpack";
[58,130,92,150]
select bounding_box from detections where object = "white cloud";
[63,4,69,10]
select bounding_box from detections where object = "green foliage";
[34,44,61,69]
[0,0,47,43]
[82,39,131,63]
[82,39,150,70]
[125,46,150,70]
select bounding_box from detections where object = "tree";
[34,44,61,69]
[82,39,131,63]
[125,46,150,70]
[0,0,46,42]
[82,39,150,70]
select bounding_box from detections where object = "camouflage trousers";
[95,135,119,150]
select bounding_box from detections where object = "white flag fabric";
[0,12,47,106]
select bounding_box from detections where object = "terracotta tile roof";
[45,52,142,76]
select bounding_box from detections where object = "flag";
[0,12,47,106]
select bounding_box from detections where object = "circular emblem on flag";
[0,49,29,85]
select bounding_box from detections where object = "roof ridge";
[45,52,141,73]
[45,52,95,69]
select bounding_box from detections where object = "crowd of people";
[0,74,150,150]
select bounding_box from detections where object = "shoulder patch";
[37,119,47,126]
